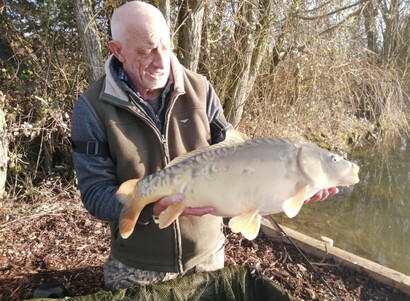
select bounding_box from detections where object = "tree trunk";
[0,92,8,196]
[177,0,204,72]
[381,0,401,63]
[223,0,273,127]
[396,16,409,79]
[74,0,104,83]
[363,1,377,53]
[158,0,171,28]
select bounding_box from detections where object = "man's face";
[114,23,171,98]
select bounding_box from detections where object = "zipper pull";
[162,136,170,164]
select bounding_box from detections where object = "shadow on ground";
[1,266,104,300]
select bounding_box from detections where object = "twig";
[312,262,339,267]
[0,211,64,231]
[266,215,343,301]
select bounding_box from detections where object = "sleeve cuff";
[137,203,155,225]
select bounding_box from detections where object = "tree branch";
[295,0,367,21]
[319,6,365,36]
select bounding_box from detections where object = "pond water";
[272,138,409,275]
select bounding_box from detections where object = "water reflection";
[272,138,409,275]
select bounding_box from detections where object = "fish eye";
[330,155,339,162]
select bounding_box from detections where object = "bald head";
[108,1,172,99]
[111,1,169,44]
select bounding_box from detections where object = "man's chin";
[146,80,168,91]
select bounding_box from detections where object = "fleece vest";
[81,68,224,272]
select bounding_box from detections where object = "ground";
[0,198,407,301]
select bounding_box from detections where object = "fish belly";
[180,159,302,218]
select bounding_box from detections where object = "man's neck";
[140,88,162,100]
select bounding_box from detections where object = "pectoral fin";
[158,202,186,229]
[229,210,261,240]
[283,182,309,218]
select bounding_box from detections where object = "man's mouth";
[147,71,164,80]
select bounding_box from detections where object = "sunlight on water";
[272,138,409,275]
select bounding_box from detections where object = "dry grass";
[236,43,409,154]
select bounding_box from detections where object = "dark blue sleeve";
[71,98,123,222]
[205,81,233,143]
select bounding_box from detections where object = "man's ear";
[109,41,124,62]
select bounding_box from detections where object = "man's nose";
[153,47,169,69]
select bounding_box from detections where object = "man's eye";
[139,49,152,55]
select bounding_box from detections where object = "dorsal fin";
[166,129,248,168]
[225,129,249,143]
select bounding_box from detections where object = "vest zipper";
[128,88,185,273]
[161,135,170,164]
[126,92,170,166]
[135,111,170,167]
[164,89,185,272]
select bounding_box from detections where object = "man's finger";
[320,189,329,201]
[309,190,324,202]
[181,206,215,217]
[328,187,338,194]
[153,193,184,216]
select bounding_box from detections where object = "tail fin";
[117,179,145,239]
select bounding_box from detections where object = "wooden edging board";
[260,218,410,296]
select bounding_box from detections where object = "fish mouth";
[339,163,360,186]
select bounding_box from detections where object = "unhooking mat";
[30,265,296,301]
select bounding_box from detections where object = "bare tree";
[158,0,171,27]
[380,0,409,75]
[223,0,273,127]
[74,0,104,83]
[363,0,378,53]
[0,91,7,196]
[176,0,205,72]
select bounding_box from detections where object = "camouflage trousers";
[104,242,225,291]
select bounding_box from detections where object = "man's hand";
[153,193,215,217]
[304,187,338,204]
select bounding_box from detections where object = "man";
[71,1,335,291]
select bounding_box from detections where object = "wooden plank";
[260,218,410,296]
